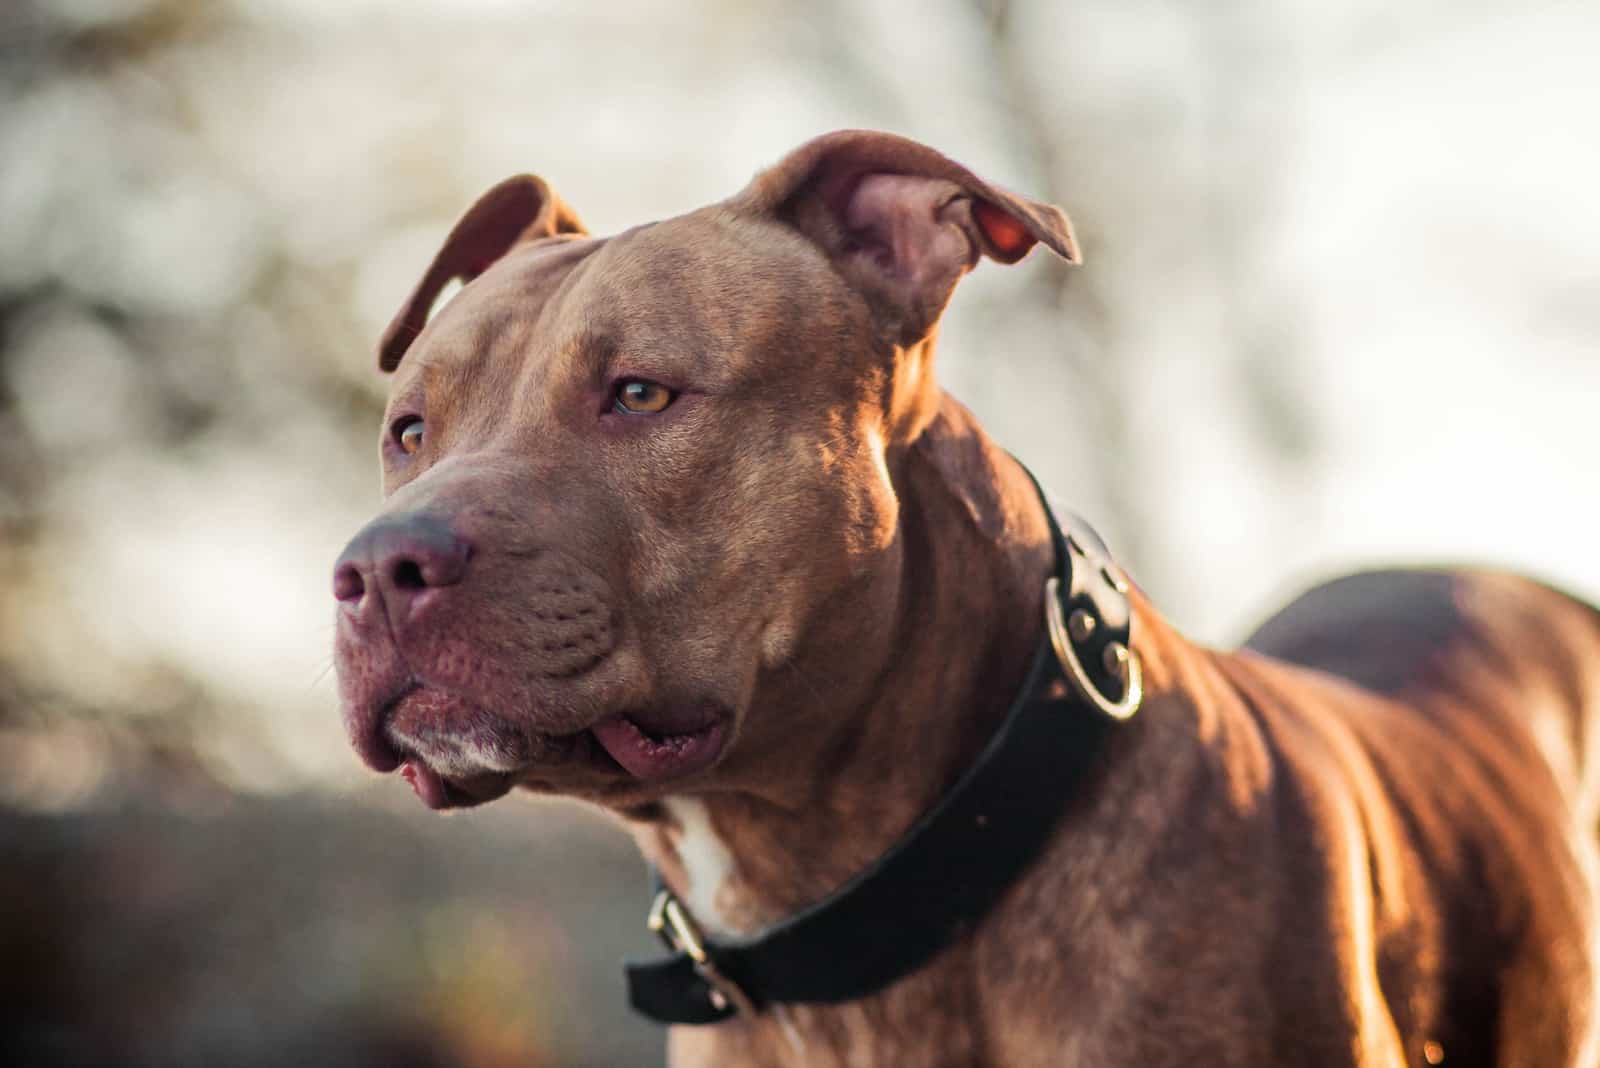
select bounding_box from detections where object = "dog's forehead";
[392,204,857,403]
[565,209,864,376]
[390,236,599,388]
[579,208,833,315]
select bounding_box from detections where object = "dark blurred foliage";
[0,792,658,1066]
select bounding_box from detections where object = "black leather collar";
[625,471,1142,1025]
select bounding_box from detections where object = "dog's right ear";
[378,175,586,372]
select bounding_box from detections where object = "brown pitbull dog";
[333,130,1600,1066]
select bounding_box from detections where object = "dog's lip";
[369,681,540,810]
[589,706,726,782]
[399,758,516,811]
[345,681,419,774]
[400,759,451,809]
[362,680,730,800]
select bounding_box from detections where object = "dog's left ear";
[737,130,1079,346]
[378,174,586,371]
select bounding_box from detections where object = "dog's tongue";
[590,714,723,781]
[401,759,450,809]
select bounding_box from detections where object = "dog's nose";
[333,512,471,618]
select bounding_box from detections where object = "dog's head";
[332,131,1078,811]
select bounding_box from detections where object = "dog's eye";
[612,380,676,415]
[394,418,425,454]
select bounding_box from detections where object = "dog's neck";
[628,394,1058,936]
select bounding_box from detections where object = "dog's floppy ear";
[378,175,586,372]
[737,130,1079,346]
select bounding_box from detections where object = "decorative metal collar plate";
[1045,575,1142,721]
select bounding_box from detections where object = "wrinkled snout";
[332,501,624,788]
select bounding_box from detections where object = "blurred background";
[1,0,1596,1063]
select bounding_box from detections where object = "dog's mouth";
[399,760,527,811]
[382,691,730,810]
[589,704,726,782]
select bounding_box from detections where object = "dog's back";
[1241,568,1600,1066]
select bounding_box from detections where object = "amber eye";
[395,418,425,454]
[612,379,676,415]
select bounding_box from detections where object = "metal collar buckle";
[646,889,757,1016]
[1044,574,1142,721]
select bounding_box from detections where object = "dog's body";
[333,131,1600,1065]
[660,446,1600,1068]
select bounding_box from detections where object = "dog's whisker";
[308,659,336,690]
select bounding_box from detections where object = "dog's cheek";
[838,430,901,571]
[758,615,800,669]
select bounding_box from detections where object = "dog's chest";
[661,797,739,933]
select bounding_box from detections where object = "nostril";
[391,559,426,591]
[333,564,366,603]
[339,513,468,610]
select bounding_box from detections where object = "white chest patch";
[663,796,738,936]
